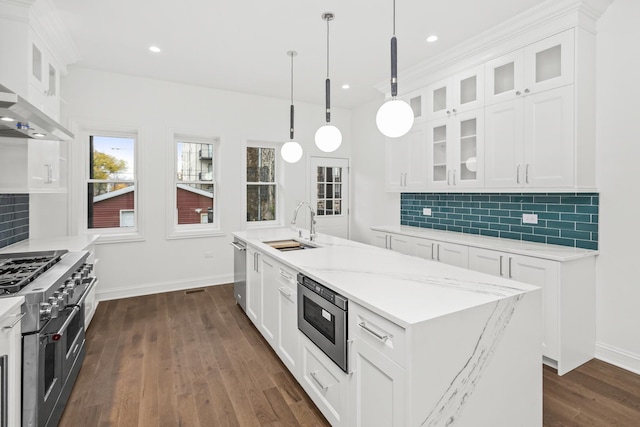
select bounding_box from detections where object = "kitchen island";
[233,228,542,426]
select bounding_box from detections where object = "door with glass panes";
[310,157,349,239]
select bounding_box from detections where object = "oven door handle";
[76,277,97,306]
[54,306,80,338]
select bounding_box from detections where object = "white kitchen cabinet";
[0,299,24,427]
[350,337,406,427]
[370,231,412,255]
[275,263,298,375]
[260,254,278,344]
[426,65,484,120]
[385,122,427,192]
[27,139,63,191]
[399,88,424,123]
[413,237,469,269]
[426,109,484,190]
[28,36,62,121]
[485,29,574,106]
[299,333,349,426]
[246,246,262,326]
[468,246,594,375]
[0,139,67,194]
[485,85,574,188]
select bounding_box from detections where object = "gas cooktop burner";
[0,250,68,295]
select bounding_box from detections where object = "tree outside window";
[246,146,276,222]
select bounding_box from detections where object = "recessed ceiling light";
[0,116,14,122]
[33,133,45,137]
[342,84,350,89]
[149,46,161,53]
[426,35,439,43]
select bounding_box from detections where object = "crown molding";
[29,0,80,74]
[375,0,614,95]
[0,0,33,22]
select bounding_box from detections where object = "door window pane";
[316,166,343,217]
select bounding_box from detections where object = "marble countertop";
[233,228,539,328]
[371,225,598,262]
[0,235,99,254]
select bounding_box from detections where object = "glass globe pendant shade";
[376,99,414,138]
[281,140,303,163]
[314,125,342,153]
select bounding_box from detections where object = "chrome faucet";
[291,202,317,241]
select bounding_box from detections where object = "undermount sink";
[264,239,318,252]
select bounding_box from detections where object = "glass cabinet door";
[426,79,452,120]
[524,29,574,93]
[456,110,484,188]
[427,118,449,187]
[485,50,524,106]
[453,65,484,113]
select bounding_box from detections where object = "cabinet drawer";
[300,334,347,426]
[351,303,406,368]
[276,264,297,288]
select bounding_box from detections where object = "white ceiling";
[52,0,545,109]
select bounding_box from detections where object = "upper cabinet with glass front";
[29,36,62,121]
[485,29,574,106]
[425,65,484,120]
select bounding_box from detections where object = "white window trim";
[119,209,135,227]
[244,140,284,228]
[166,131,223,240]
[69,122,145,244]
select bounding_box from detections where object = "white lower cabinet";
[299,333,349,426]
[0,299,24,427]
[370,231,412,255]
[275,264,298,375]
[468,246,594,375]
[412,237,469,268]
[246,246,262,326]
[350,338,406,427]
[260,255,278,343]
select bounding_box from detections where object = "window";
[316,166,343,216]
[87,134,136,231]
[175,138,216,226]
[246,146,277,223]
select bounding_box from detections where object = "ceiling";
[52,0,545,109]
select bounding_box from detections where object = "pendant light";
[315,12,342,153]
[281,51,303,163]
[376,0,414,138]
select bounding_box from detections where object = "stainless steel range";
[0,250,96,427]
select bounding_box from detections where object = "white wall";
[53,67,351,300]
[594,0,640,373]
[350,96,399,244]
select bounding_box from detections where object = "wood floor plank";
[60,283,640,427]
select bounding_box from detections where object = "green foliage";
[93,151,126,179]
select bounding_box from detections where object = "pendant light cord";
[289,51,295,140]
[393,0,396,36]
[290,52,294,105]
[326,18,330,78]
[324,15,332,123]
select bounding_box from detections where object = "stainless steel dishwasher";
[230,239,247,311]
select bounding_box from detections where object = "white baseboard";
[595,342,640,375]
[95,274,234,301]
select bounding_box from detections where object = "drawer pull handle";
[2,312,25,330]
[279,270,293,281]
[310,371,330,391]
[358,322,389,342]
[278,287,294,299]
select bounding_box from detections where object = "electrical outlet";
[522,213,538,225]
[423,208,432,216]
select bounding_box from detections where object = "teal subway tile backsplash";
[401,192,599,250]
[0,194,29,249]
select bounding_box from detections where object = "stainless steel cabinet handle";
[525,164,530,184]
[399,173,403,186]
[229,241,246,251]
[279,270,293,281]
[517,165,521,184]
[437,244,441,261]
[2,312,25,330]
[388,235,392,250]
[358,322,389,341]
[453,170,456,185]
[508,257,513,278]
[45,164,53,184]
[499,256,504,276]
[278,286,294,299]
[404,173,407,187]
[447,170,451,185]
[310,371,330,391]
[431,243,435,260]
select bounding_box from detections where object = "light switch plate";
[423,208,432,216]
[522,213,538,224]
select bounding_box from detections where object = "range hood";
[0,84,74,141]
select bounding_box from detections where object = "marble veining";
[421,294,523,426]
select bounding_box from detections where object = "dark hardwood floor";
[59,284,640,427]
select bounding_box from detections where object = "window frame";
[245,140,283,228]
[167,132,221,240]
[79,128,143,243]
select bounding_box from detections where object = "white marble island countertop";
[0,235,99,254]
[233,228,539,327]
